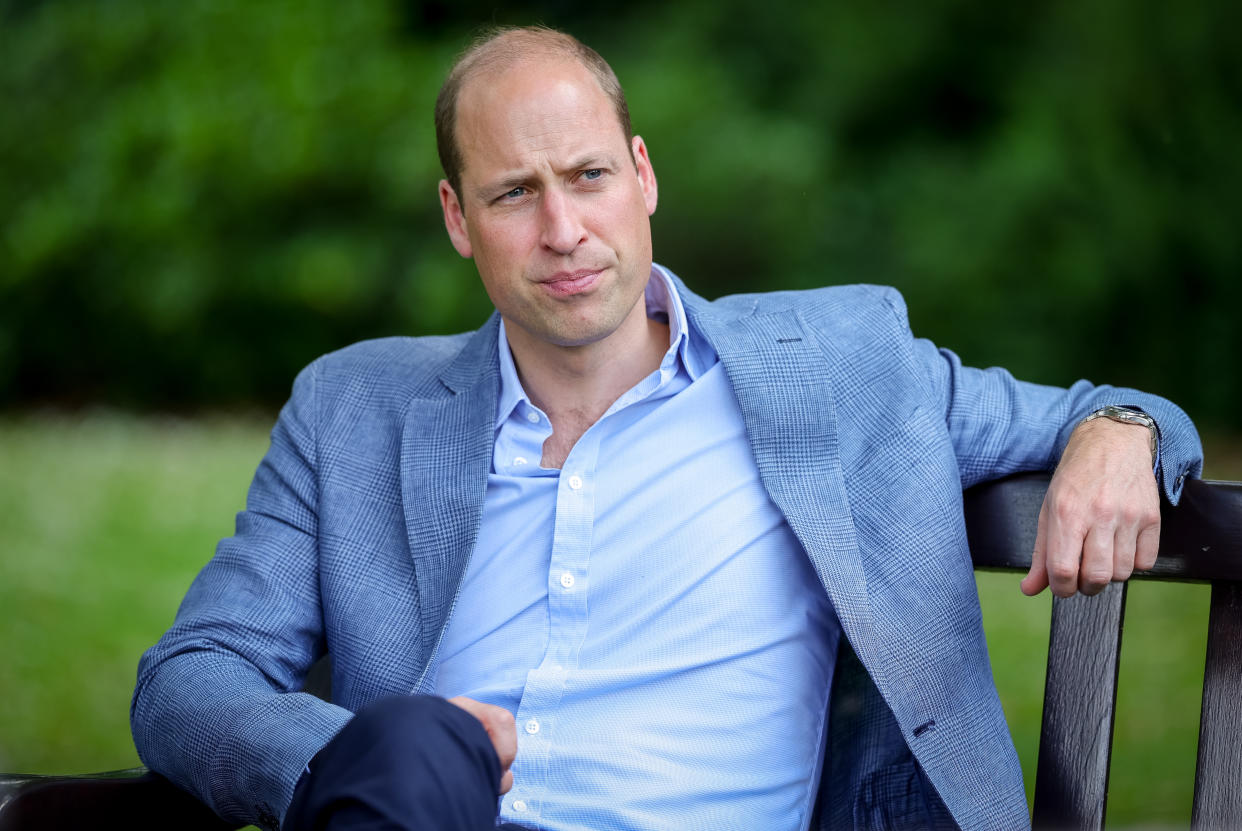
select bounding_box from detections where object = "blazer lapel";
[687,296,882,669]
[399,317,500,675]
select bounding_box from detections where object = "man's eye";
[582,169,603,181]
[503,187,527,199]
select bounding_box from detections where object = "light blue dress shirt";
[433,266,841,831]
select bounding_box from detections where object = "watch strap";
[1082,405,1159,465]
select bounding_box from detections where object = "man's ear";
[439,179,473,259]
[632,136,658,216]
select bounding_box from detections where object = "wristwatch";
[1082,405,1158,465]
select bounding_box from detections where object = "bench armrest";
[0,768,239,831]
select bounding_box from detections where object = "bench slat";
[1031,583,1127,830]
[1191,580,1242,828]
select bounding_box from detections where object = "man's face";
[439,57,658,350]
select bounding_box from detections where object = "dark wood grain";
[1191,581,1242,829]
[1031,583,1127,830]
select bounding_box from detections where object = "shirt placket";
[503,427,602,824]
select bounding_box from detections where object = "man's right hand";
[448,696,517,794]
[286,695,519,830]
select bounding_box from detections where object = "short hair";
[434,26,633,205]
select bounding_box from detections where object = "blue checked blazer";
[132,274,1202,831]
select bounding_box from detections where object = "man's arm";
[889,291,1203,596]
[131,362,352,830]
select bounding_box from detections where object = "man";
[132,26,1202,831]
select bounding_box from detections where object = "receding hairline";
[453,51,599,125]
[452,28,601,94]
[435,26,634,204]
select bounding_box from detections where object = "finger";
[1044,498,1086,598]
[499,770,513,794]
[1135,520,1161,572]
[488,708,517,770]
[477,704,517,769]
[1021,502,1051,596]
[448,697,517,770]
[1077,522,1114,596]
[1111,521,1137,583]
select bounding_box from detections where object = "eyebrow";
[474,153,620,199]
[561,153,617,174]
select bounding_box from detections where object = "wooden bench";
[965,472,1242,828]
[2,472,1239,830]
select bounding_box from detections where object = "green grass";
[1,413,1238,826]
[0,412,270,776]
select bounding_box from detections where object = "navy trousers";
[285,694,532,831]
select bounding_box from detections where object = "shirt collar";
[495,264,709,429]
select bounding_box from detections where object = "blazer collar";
[438,312,502,395]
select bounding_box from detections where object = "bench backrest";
[965,473,1242,829]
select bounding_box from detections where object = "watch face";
[1092,405,1152,426]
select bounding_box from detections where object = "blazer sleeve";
[879,289,1204,503]
[131,360,352,830]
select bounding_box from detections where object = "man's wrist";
[1081,405,1159,467]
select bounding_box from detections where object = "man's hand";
[1021,417,1161,597]
[448,696,517,794]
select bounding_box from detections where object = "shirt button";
[560,572,575,589]
[524,718,540,735]
[525,411,540,424]
[568,475,583,490]
[513,456,528,466]
[513,800,528,812]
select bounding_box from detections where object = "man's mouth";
[540,269,603,297]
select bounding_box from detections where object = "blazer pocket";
[854,759,956,830]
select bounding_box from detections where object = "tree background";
[2,0,1238,426]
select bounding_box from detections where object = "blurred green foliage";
[1,0,1239,425]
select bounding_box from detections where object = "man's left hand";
[1021,417,1161,597]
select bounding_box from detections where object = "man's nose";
[539,189,586,254]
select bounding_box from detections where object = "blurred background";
[1,0,1238,826]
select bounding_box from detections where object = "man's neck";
[504,301,670,469]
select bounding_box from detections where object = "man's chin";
[528,315,633,350]
[541,329,615,350]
